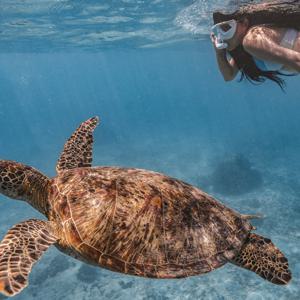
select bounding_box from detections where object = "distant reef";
[209,154,263,196]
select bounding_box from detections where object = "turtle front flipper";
[230,233,291,285]
[56,117,99,173]
[0,219,57,297]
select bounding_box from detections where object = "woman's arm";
[214,49,239,81]
[243,27,300,72]
[211,35,239,81]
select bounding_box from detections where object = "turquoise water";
[0,1,300,299]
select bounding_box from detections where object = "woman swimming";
[211,0,300,89]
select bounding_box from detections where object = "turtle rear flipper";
[0,219,57,297]
[56,116,99,173]
[231,233,291,285]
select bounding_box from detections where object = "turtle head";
[0,160,50,213]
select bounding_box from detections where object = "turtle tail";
[230,233,292,285]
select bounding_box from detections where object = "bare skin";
[212,19,300,81]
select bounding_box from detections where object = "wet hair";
[213,1,300,89]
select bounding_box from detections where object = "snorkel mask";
[211,20,237,49]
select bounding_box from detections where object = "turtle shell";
[51,167,252,278]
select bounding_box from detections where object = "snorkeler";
[211,0,300,89]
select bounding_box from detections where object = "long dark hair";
[213,0,300,89]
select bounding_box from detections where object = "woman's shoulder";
[247,25,281,36]
[243,25,285,47]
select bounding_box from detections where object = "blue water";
[0,1,300,299]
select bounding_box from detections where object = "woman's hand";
[210,33,227,55]
[210,33,219,50]
[210,33,239,81]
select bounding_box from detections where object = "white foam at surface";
[0,0,220,50]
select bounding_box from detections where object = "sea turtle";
[0,117,291,297]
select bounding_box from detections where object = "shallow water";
[0,1,300,300]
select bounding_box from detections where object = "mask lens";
[220,23,232,32]
[210,20,237,49]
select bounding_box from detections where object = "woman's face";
[225,19,249,50]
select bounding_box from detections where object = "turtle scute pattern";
[52,167,253,278]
